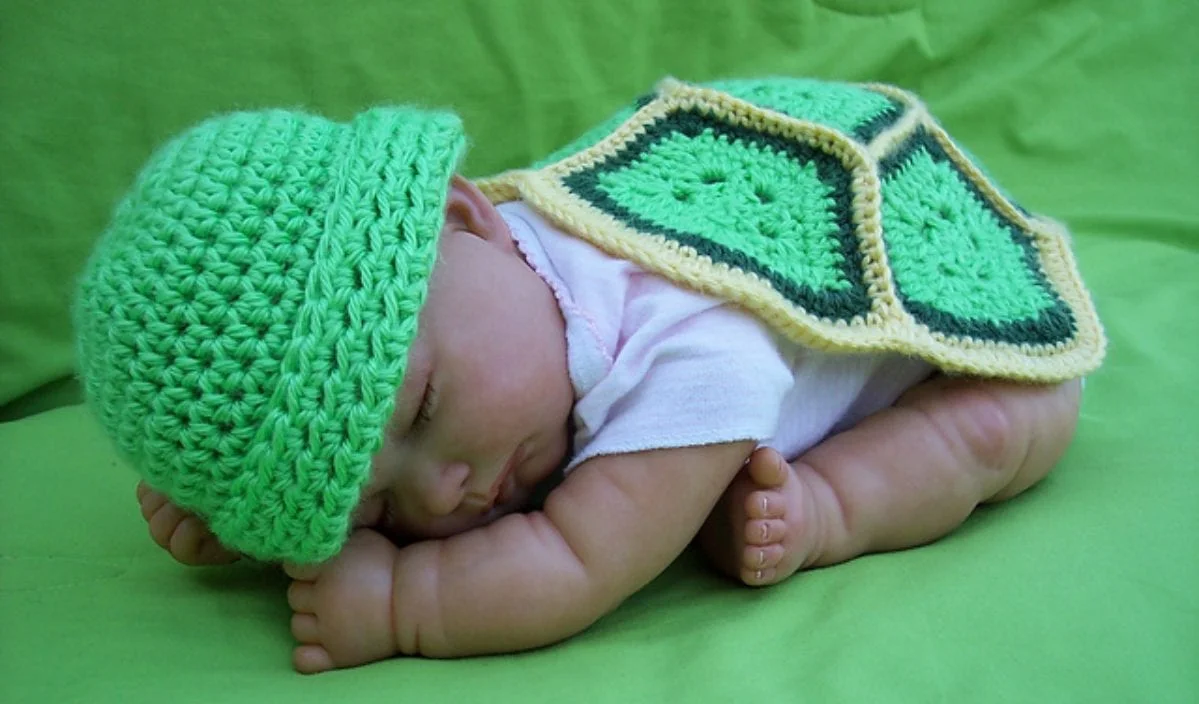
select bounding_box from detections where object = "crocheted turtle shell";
[478,77,1104,382]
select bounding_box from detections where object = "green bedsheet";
[2,1,1196,701]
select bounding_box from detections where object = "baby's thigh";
[896,375,1082,495]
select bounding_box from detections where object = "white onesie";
[499,202,935,472]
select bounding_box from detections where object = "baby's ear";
[444,175,510,244]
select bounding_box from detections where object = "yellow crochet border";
[477,78,1105,382]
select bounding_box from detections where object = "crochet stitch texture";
[479,77,1105,381]
[75,107,465,563]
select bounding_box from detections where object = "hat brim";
[228,107,466,563]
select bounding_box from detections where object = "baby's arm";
[284,439,755,670]
[136,482,239,565]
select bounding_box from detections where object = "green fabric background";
[1,0,1196,701]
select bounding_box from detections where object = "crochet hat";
[74,106,466,563]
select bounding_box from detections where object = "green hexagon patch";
[561,106,873,323]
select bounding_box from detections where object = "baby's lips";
[495,473,518,506]
[489,444,526,507]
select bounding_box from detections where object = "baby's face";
[352,177,574,541]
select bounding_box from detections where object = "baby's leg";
[700,377,1082,586]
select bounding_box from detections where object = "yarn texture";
[478,77,1105,381]
[75,107,465,563]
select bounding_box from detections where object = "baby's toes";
[745,489,786,520]
[744,518,787,546]
[743,543,786,572]
[293,644,335,674]
[741,565,778,587]
[746,447,789,488]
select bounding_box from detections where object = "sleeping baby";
[76,77,1103,672]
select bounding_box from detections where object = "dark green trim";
[880,128,1077,346]
[852,95,905,143]
[561,106,872,323]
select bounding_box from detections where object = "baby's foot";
[700,447,828,587]
[285,529,400,673]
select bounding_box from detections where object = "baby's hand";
[284,529,402,673]
[136,481,240,566]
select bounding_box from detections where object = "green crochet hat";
[74,106,466,563]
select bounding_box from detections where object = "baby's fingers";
[283,562,323,581]
[169,515,240,565]
[147,500,188,551]
[293,644,335,675]
[137,482,169,521]
[144,495,238,565]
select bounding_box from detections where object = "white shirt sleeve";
[566,273,795,471]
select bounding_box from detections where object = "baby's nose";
[423,462,472,516]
